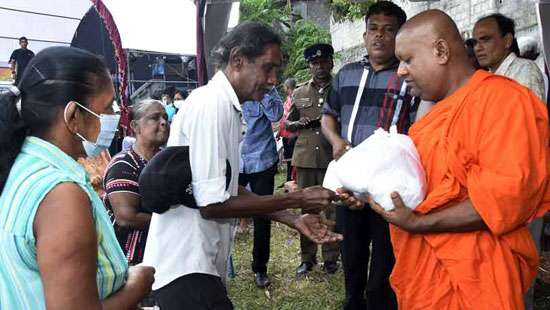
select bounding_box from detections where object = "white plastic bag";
[322,160,342,191]
[331,126,426,211]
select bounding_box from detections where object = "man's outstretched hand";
[296,186,337,213]
[294,213,343,244]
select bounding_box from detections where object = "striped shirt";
[323,56,419,146]
[0,137,128,309]
[103,148,150,265]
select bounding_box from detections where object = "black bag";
[139,146,231,214]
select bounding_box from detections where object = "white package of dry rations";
[334,126,427,211]
[322,160,342,192]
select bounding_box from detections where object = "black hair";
[0,46,111,192]
[19,36,28,42]
[210,21,282,70]
[365,1,407,28]
[175,88,189,100]
[520,38,539,60]
[478,13,520,55]
[162,86,176,100]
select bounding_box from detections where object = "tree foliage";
[239,0,291,29]
[328,0,375,23]
[239,0,331,84]
[284,20,331,82]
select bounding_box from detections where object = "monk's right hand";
[332,138,351,160]
[126,265,155,300]
[296,186,337,212]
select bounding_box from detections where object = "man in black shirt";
[9,37,35,85]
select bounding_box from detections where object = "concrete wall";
[397,0,539,38]
[330,0,542,71]
[330,18,365,71]
[291,0,331,31]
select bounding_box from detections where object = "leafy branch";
[328,0,375,23]
[240,0,331,84]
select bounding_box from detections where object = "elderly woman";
[0,46,154,309]
[104,100,169,265]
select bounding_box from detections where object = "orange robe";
[391,70,550,310]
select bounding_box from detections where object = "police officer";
[286,43,339,276]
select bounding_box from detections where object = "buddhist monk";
[339,9,550,310]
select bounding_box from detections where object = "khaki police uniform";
[287,79,339,264]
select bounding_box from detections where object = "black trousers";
[296,167,339,264]
[336,205,397,310]
[238,164,276,273]
[152,273,233,310]
[282,137,296,182]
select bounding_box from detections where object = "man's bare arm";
[199,186,334,219]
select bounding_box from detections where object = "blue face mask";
[64,101,120,158]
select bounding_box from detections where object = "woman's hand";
[125,265,155,300]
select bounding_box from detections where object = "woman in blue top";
[0,46,154,309]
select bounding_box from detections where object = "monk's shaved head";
[395,10,475,102]
[399,10,464,48]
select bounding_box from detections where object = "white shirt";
[143,71,241,290]
[494,52,546,101]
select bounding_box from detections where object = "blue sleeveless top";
[0,137,128,309]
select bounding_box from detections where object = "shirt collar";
[211,70,242,112]
[360,55,399,72]
[493,52,516,74]
[308,78,332,93]
[21,136,89,184]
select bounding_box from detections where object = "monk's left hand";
[368,192,421,233]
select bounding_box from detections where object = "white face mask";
[64,101,120,158]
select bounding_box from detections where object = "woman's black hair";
[162,86,176,100]
[210,21,282,70]
[0,46,111,192]
[174,88,189,100]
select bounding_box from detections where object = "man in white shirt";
[143,22,341,310]
[473,13,546,101]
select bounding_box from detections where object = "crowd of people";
[0,1,549,309]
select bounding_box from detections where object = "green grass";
[228,167,345,309]
[228,222,345,310]
[228,168,550,309]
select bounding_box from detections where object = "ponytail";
[0,87,27,192]
[0,46,111,193]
